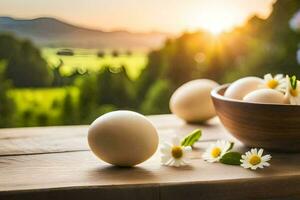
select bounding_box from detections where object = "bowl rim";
[211,84,300,107]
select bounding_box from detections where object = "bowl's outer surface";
[211,84,300,152]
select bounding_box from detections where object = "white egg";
[88,111,158,167]
[224,77,263,100]
[243,89,285,104]
[169,79,219,123]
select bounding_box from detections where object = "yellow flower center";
[171,146,183,159]
[267,79,278,89]
[290,89,298,97]
[211,147,221,158]
[249,155,261,166]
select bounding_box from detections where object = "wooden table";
[0,115,300,200]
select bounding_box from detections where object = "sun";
[197,11,239,35]
[205,16,239,35]
[203,18,234,35]
[186,3,243,35]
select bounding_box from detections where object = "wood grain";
[0,115,300,200]
[212,85,300,152]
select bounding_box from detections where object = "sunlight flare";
[186,2,251,35]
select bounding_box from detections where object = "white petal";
[173,159,183,167]
[264,73,272,81]
[251,165,258,170]
[162,157,171,166]
[183,146,192,153]
[251,148,258,155]
[223,142,231,152]
[258,164,265,169]
[258,149,264,157]
[241,163,250,168]
[172,137,181,146]
[168,159,175,166]
[261,155,272,162]
[274,74,284,80]
[278,78,286,84]
[262,162,270,167]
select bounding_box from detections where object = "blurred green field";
[42,48,148,79]
[8,87,79,127]
[5,48,148,127]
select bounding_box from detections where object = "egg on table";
[88,111,159,167]
[169,79,219,123]
[243,89,286,104]
[224,77,263,100]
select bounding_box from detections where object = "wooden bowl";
[211,84,300,152]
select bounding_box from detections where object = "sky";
[0,0,276,34]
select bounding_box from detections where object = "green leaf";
[181,129,202,147]
[220,152,242,165]
[290,75,297,90]
[226,142,234,152]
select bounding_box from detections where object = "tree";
[96,66,135,108]
[112,50,119,57]
[0,34,52,87]
[97,51,105,58]
[141,79,172,115]
[77,74,98,120]
[136,50,164,101]
[61,91,78,125]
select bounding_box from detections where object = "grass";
[42,48,148,80]
[8,87,79,126]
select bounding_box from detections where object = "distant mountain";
[0,16,169,50]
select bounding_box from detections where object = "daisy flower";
[160,137,192,167]
[285,75,300,105]
[263,73,286,93]
[240,148,271,170]
[202,140,232,163]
